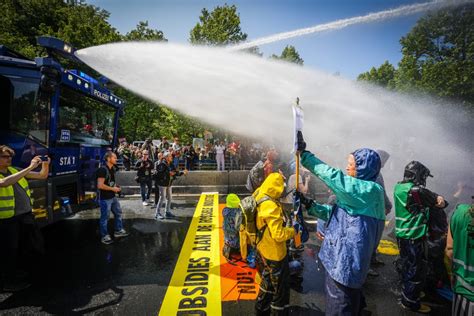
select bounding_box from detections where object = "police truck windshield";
[57,87,115,145]
[0,75,49,145]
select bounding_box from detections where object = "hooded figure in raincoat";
[254,172,297,316]
[295,132,385,315]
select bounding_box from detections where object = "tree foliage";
[358,4,474,107]
[189,4,247,45]
[357,61,396,89]
[270,45,304,65]
[0,0,121,58]
[124,21,167,41]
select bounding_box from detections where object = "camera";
[40,155,49,161]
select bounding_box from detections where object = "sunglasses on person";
[0,155,13,159]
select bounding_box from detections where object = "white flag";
[292,98,304,153]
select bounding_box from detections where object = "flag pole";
[293,97,301,248]
[295,96,301,192]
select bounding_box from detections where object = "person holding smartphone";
[0,145,50,292]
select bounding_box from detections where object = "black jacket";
[135,158,153,180]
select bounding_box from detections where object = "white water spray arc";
[230,0,471,50]
[76,1,473,197]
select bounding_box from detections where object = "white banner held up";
[292,97,304,153]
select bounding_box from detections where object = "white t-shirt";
[215,145,225,155]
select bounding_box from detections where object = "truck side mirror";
[39,66,60,94]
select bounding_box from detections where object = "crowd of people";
[115,137,269,172]
[220,131,473,316]
[0,134,472,315]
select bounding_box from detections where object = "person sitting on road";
[295,132,385,315]
[97,152,129,245]
[222,193,242,262]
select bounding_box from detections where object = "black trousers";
[255,255,290,316]
[0,213,44,283]
[154,180,160,206]
[397,237,427,310]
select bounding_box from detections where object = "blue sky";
[87,0,426,79]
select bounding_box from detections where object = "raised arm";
[26,156,50,180]
[0,157,42,186]
[301,151,373,209]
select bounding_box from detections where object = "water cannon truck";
[0,36,125,226]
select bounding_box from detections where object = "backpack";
[238,192,272,260]
[222,207,243,262]
[246,160,265,193]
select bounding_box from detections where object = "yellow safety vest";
[0,167,32,219]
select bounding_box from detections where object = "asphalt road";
[0,197,451,315]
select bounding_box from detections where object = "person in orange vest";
[0,145,50,292]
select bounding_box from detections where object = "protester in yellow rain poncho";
[254,172,297,316]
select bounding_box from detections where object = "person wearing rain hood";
[393,161,446,314]
[295,132,385,315]
[254,172,297,316]
[368,149,393,276]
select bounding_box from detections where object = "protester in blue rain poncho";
[295,132,385,315]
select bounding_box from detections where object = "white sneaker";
[114,229,129,238]
[101,235,113,245]
[142,201,148,206]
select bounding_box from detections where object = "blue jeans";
[173,157,179,169]
[139,179,152,201]
[325,271,366,316]
[230,156,239,170]
[155,186,172,216]
[99,197,124,237]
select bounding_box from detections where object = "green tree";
[243,46,263,57]
[394,4,474,104]
[0,0,121,58]
[123,21,167,41]
[357,61,396,89]
[189,4,247,45]
[270,45,304,65]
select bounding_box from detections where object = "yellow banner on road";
[159,193,222,316]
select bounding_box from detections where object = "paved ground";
[0,197,451,315]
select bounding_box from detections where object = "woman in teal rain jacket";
[296,132,385,315]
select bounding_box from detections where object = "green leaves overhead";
[124,21,167,42]
[190,4,247,45]
[358,3,473,107]
[0,0,121,58]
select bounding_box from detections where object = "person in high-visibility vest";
[0,145,50,292]
[394,160,446,314]
[446,202,474,316]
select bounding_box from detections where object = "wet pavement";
[0,196,451,315]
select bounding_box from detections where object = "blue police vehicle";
[0,36,125,226]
